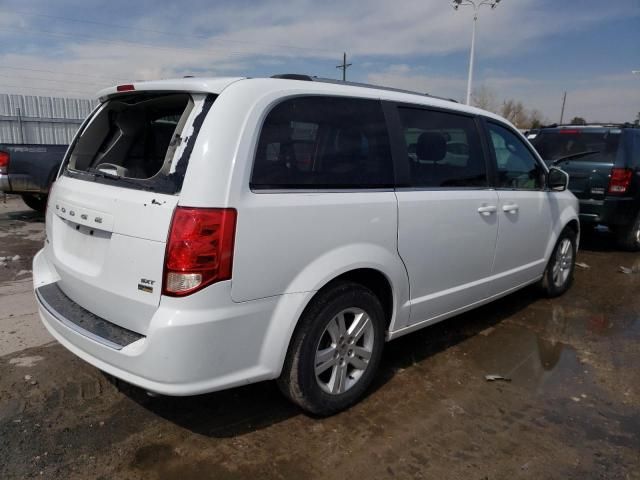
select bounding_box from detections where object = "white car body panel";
[489,190,554,294]
[32,76,579,395]
[395,189,499,329]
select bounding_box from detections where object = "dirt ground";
[1,194,639,480]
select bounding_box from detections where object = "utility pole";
[559,91,567,124]
[336,52,352,82]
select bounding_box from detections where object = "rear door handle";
[477,205,497,216]
[502,203,519,213]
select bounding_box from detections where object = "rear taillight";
[608,168,633,195]
[163,207,237,297]
[0,150,9,174]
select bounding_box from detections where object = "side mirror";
[548,167,569,192]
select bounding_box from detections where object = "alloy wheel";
[314,308,375,395]
[552,238,574,288]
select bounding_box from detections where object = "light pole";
[452,0,503,105]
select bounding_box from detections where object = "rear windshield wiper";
[551,150,601,165]
[86,168,155,191]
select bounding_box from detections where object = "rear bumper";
[0,173,42,193]
[0,173,10,191]
[578,197,639,227]
[33,248,309,396]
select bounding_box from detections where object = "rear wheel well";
[317,269,393,332]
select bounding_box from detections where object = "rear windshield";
[531,129,621,163]
[64,92,214,194]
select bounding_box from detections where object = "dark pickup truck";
[530,125,640,250]
[0,144,68,212]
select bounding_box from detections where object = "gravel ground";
[0,194,638,479]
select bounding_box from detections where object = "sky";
[0,0,638,123]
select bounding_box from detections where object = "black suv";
[530,124,640,250]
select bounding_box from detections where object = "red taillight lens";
[163,207,237,297]
[116,84,135,92]
[608,168,633,195]
[559,129,580,135]
[0,151,9,173]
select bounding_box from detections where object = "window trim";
[481,117,549,192]
[384,101,493,191]
[249,94,397,192]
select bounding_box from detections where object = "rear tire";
[615,213,640,251]
[277,281,385,416]
[21,193,47,213]
[541,228,577,297]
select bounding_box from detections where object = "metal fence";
[0,93,96,145]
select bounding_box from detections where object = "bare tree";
[527,109,544,129]
[500,99,528,128]
[471,85,498,113]
[570,116,587,125]
[472,88,547,128]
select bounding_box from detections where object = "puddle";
[470,324,587,395]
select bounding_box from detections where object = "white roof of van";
[96,76,508,125]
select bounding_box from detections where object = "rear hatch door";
[554,159,612,200]
[44,90,215,335]
[532,128,622,201]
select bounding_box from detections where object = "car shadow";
[115,285,541,438]
[0,200,45,223]
[578,227,618,252]
[371,285,540,392]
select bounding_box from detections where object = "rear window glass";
[64,93,213,194]
[251,96,393,189]
[531,129,621,163]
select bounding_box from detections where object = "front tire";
[21,193,47,213]
[541,228,577,297]
[277,281,385,416]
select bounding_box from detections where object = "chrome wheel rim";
[552,238,573,288]
[314,308,375,395]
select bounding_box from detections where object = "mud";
[0,196,639,479]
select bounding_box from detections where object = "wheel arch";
[545,202,580,260]
[264,262,406,379]
[306,268,394,332]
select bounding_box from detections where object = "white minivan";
[33,75,579,415]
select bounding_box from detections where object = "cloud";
[0,0,637,122]
[367,64,640,123]
[367,65,467,101]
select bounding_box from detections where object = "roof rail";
[271,74,314,81]
[540,122,638,129]
[270,73,459,103]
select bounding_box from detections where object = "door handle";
[502,203,519,213]
[477,205,497,216]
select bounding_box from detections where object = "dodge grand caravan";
[33,75,579,415]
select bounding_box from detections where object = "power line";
[2,25,254,59]
[0,83,95,97]
[0,73,110,88]
[0,65,124,81]
[4,8,337,55]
